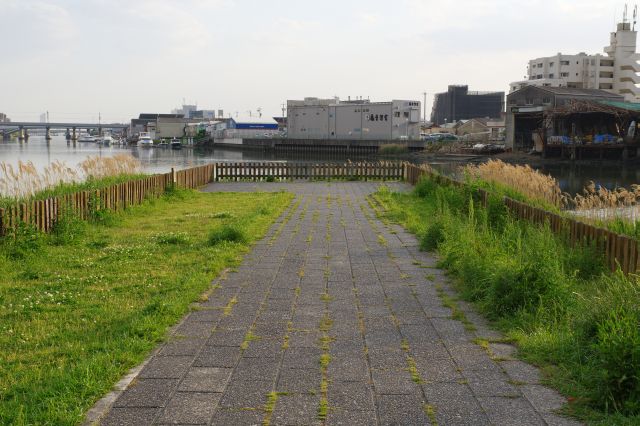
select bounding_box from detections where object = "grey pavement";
[98,182,581,426]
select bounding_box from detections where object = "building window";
[560,72,569,77]
[560,60,569,65]
[525,98,534,105]
[549,62,554,66]
[365,114,370,121]
[537,63,543,68]
[394,112,400,118]
[542,97,551,104]
[548,73,554,78]
[403,112,409,118]
[508,99,516,105]
[384,114,389,121]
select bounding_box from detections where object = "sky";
[0,0,630,123]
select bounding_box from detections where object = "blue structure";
[228,118,278,130]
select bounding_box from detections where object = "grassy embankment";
[373,175,640,425]
[0,187,293,425]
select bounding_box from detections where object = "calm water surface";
[2,136,639,195]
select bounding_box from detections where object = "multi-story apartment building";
[509,22,640,101]
[287,97,421,140]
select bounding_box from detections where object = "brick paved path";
[99,182,581,426]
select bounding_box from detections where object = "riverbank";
[372,176,640,424]
[0,189,293,425]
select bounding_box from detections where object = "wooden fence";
[0,161,405,236]
[214,161,405,181]
[406,163,640,274]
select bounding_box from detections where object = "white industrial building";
[287,97,421,140]
[509,21,640,102]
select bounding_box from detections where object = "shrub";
[51,211,86,246]
[1,221,43,258]
[207,225,247,246]
[420,220,445,251]
[154,232,190,245]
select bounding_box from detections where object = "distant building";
[0,113,10,123]
[212,117,279,140]
[505,86,623,150]
[129,113,185,138]
[509,21,640,102]
[430,86,504,125]
[172,104,217,120]
[287,97,421,140]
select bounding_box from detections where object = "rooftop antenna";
[634,4,637,30]
[624,4,628,24]
[281,103,286,117]
[257,107,262,118]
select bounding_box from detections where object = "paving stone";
[283,347,323,369]
[158,337,206,357]
[325,409,377,426]
[520,384,568,413]
[100,407,160,426]
[422,381,490,426]
[377,393,429,425]
[501,360,542,384]
[230,356,280,382]
[467,378,521,397]
[218,380,273,409]
[489,342,517,359]
[287,331,321,348]
[156,392,221,424]
[174,320,216,338]
[209,407,264,425]
[188,309,223,322]
[477,396,546,426]
[371,368,416,395]
[139,356,192,379]
[414,355,463,382]
[114,379,179,407]
[270,394,320,425]
[241,337,285,358]
[276,368,321,394]
[327,354,370,382]
[366,347,407,370]
[178,367,232,392]
[328,381,375,411]
[193,345,241,368]
[206,329,247,347]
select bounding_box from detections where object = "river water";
[2,135,639,195]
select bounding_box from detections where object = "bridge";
[0,121,128,141]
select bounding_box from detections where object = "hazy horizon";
[1,0,628,123]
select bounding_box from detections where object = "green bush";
[1,222,43,259]
[207,225,247,246]
[154,232,190,245]
[420,219,445,251]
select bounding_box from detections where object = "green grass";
[0,188,293,425]
[373,177,640,425]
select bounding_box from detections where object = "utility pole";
[281,103,286,117]
[422,92,427,124]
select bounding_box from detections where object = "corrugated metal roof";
[597,100,640,112]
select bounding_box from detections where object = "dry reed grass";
[464,159,563,207]
[464,159,640,223]
[0,154,141,199]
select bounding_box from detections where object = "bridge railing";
[0,161,406,237]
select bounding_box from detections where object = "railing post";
[171,167,177,186]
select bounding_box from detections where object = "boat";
[158,139,169,148]
[171,137,182,149]
[78,133,97,143]
[99,133,113,146]
[137,132,154,147]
